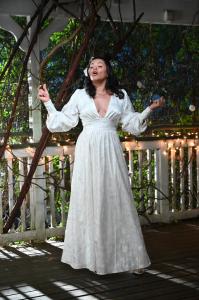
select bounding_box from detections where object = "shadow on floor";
[0,219,199,300]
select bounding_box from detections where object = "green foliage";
[130,150,156,212]
[45,155,71,221]
[1,16,199,143]
[0,28,28,137]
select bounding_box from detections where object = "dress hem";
[61,259,151,275]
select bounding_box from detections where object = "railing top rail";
[124,138,198,150]
[4,145,75,159]
[1,138,199,158]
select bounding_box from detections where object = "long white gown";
[44,88,151,275]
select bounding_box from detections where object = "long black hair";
[84,56,124,99]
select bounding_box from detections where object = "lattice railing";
[0,139,199,244]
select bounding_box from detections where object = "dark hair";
[84,56,124,99]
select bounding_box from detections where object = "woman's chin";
[90,77,106,84]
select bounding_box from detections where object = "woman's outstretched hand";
[149,96,165,111]
[37,84,50,102]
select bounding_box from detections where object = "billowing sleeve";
[121,90,151,136]
[44,90,79,133]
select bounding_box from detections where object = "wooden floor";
[0,219,199,300]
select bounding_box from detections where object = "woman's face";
[88,59,108,82]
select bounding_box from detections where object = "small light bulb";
[189,104,196,112]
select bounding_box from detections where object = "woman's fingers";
[156,97,165,106]
[38,83,47,91]
[160,97,165,106]
[43,83,47,92]
[37,83,50,102]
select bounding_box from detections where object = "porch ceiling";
[0,0,199,26]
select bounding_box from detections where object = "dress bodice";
[44,88,151,136]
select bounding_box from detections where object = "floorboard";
[0,219,199,299]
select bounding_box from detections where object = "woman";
[38,56,164,275]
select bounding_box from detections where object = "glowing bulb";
[189,104,196,112]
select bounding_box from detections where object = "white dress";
[44,88,151,275]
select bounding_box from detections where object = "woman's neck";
[93,81,106,93]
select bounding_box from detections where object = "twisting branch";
[3,1,106,233]
[133,0,137,22]
[3,0,143,233]
[111,12,144,58]
[0,0,50,82]
[0,0,53,160]
[55,1,80,20]
[103,2,119,36]
[87,0,98,16]
[39,26,82,82]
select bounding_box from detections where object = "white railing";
[123,138,199,223]
[0,138,199,244]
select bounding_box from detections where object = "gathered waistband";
[83,119,116,131]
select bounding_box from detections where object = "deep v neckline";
[92,95,113,118]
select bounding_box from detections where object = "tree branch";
[3,1,104,233]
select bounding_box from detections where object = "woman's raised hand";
[37,84,50,102]
[149,96,165,111]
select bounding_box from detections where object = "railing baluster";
[60,157,66,227]
[128,150,133,186]
[138,150,144,211]
[158,149,169,221]
[19,159,26,231]
[171,148,177,211]
[147,149,154,211]
[188,147,194,209]
[154,149,160,214]
[69,153,74,181]
[28,157,35,230]
[196,146,199,207]
[7,158,14,215]
[0,173,3,234]
[48,157,56,227]
[180,147,185,211]
[34,158,46,240]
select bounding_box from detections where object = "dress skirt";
[61,120,151,275]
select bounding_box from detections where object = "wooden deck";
[0,219,199,300]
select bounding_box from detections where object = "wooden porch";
[0,219,199,300]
